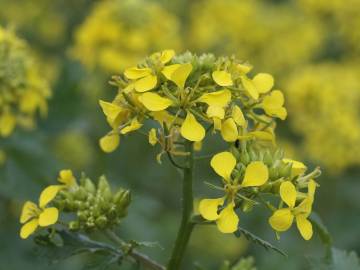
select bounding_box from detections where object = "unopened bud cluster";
[55,174,131,232]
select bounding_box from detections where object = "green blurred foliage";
[0,0,359,269]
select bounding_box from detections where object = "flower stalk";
[167,141,195,270]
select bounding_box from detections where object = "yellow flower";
[282,158,307,177]
[20,191,59,239]
[199,151,269,233]
[268,180,317,240]
[197,90,242,142]
[180,112,205,142]
[261,90,287,120]
[124,67,158,92]
[162,62,193,89]
[241,73,274,100]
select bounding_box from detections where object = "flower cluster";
[71,0,181,73]
[199,145,320,240]
[0,26,51,138]
[20,170,131,239]
[99,50,287,158]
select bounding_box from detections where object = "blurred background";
[0,0,359,269]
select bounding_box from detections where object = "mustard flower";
[20,193,59,239]
[199,151,269,233]
[269,180,317,240]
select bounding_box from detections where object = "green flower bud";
[279,163,292,178]
[240,151,250,166]
[68,221,80,231]
[74,186,88,201]
[95,216,108,229]
[263,150,273,166]
[84,178,96,194]
[98,176,112,200]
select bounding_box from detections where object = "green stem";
[167,141,195,270]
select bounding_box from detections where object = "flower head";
[199,151,269,233]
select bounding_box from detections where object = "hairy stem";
[167,141,194,270]
[104,229,165,270]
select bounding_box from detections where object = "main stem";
[167,142,194,270]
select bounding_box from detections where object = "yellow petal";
[232,106,246,127]
[134,75,157,92]
[242,161,268,187]
[210,151,236,181]
[20,201,39,224]
[161,64,181,80]
[159,49,175,64]
[221,118,238,142]
[180,112,205,142]
[20,219,39,239]
[99,133,120,153]
[206,106,225,120]
[241,76,259,100]
[120,118,142,134]
[0,112,16,137]
[170,63,192,89]
[199,198,225,221]
[124,67,152,79]
[148,128,157,146]
[38,207,59,227]
[297,197,313,216]
[39,185,62,208]
[283,159,307,177]
[212,71,233,86]
[138,92,173,111]
[197,89,231,107]
[99,100,122,122]
[216,203,239,233]
[269,208,294,232]
[253,73,274,94]
[279,181,297,208]
[296,215,313,240]
[58,169,77,187]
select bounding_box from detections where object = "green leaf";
[308,248,360,270]
[234,226,287,257]
[310,212,333,248]
[34,230,122,267]
[128,240,163,250]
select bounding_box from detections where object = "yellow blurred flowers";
[71,0,181,73]
[0,26,51,138]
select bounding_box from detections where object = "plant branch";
[104,230,165,270]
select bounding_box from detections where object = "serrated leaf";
[234,226,287,257]
[310,212,333,248]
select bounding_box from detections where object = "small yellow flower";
[282,158,307,177]
[199,152,269,233]
[261,90,287,120]
[241,73,274,100]
[20,191,59,239]
[268,180,317,240]
[124,67,157,92]
[162,62,193,89]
